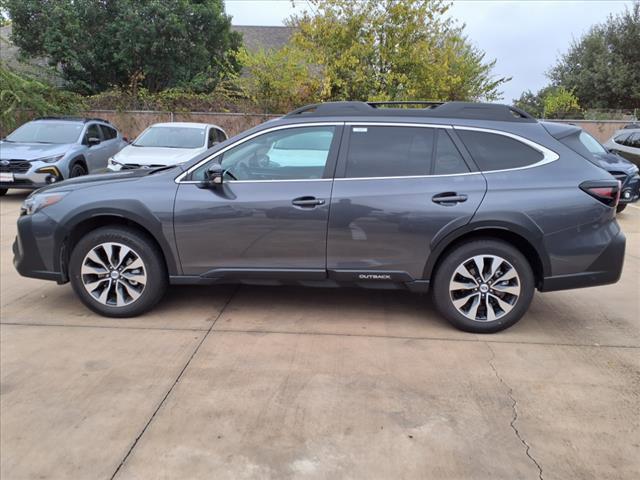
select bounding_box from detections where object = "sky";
[225,0,634,102]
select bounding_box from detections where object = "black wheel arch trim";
[423,218,551,282]
[69,155,88,171]
[56,203,180,278]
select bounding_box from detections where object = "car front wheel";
[69,227,167,317]
[616,204,627,213]
[0,188,7,196]
[69,163,88,178]
[432,239,535,333]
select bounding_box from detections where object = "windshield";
[5,122,83,144]
[579,131,607,155]
[133,126,206,149]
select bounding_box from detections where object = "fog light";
[622,190,631,199]
[36,166,62,179]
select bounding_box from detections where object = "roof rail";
[368,101,444,109]
[283,101,536,122]
[35,116,112,124]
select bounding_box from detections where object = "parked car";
[13,101,626,333]
[0,117,127,195]
[566,129,639,213]
[603,127,640,166]
[107,122,227,171]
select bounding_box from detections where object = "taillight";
[580,180,621,207]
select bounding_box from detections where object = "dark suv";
[13,102,625,333]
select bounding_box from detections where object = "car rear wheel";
[432,239,534,333]
[69,227,167,317]
[69,163,87,178]
[0,188,7,196]
[616,204,627,213]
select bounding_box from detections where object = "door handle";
[292,196,325,207]
[432,193,468,204]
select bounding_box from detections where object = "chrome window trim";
[345,122,451,129]
[335,172,482,181]
[175,122,343,183]
[175,120,560,183]
[452,125,559,173]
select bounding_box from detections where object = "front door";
[327,124,487,281]
[173,124,342,278]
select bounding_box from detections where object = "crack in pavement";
[486,343,544,480]
[1,321,639,349]
[109,286,240,480]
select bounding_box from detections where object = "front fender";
[53,193,180,277]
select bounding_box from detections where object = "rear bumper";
[539,230,625,292]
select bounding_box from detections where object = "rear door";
[327,123,487,282]
[98,124,122,160]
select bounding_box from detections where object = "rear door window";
[345,126,434,178]
[628,133,640,148]
[457,130,543,171]
[99,125,117,140]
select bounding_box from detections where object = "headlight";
[34,154,65,164]
[21,192,69,216]
[108,157,122,167]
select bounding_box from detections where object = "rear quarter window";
[457,130,543,171]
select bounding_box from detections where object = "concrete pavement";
[1,190,638,480]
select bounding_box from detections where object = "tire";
[616,204,627,214]
[69,162,88,178]
[0,188,7,196]
[69,227,167,317]
[432,239,535,333]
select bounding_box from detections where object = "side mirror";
[199,164,224,188]
[87,137,101,146]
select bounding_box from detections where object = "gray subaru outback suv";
[13,101,625,333]
[0,116,127,194]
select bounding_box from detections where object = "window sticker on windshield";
[353,127,368,133]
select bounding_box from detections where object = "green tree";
[0,63,84,132]
[2,0,241,94]
[513,89,546,118]
[287,0,509,102]
[543,87,582,119]
[513,86,582,119]
[548,1,640,109]
[236,47,322,113]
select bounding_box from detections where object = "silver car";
[0,117,128,195]
[603,127,640,166]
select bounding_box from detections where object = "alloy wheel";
[80,242,147,307]
[448,255,521,322]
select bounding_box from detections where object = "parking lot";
[0,189,638,479]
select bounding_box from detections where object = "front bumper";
[619,173,640,204]
[13,212,66,283]
[1,164,63,190]
[539,229,626,292]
